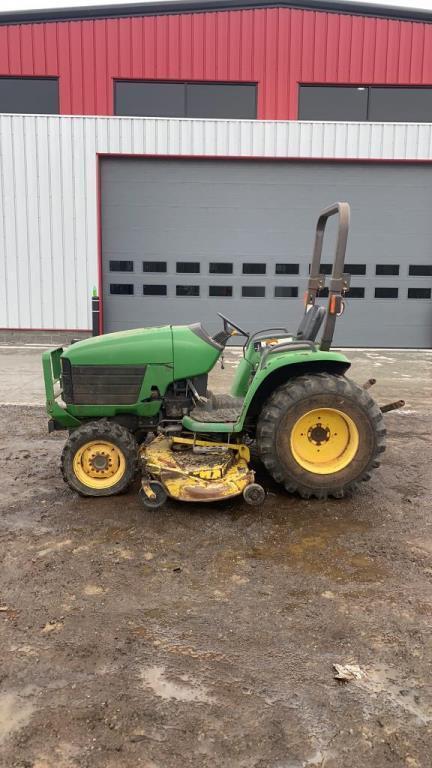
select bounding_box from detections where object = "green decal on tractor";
[42,203,404,507]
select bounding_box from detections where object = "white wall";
[1,113,432,330]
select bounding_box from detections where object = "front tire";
[61,420,139,497]
[256,373,385,499]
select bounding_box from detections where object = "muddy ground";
[0,349,431,768]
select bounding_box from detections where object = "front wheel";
[61,420,139,497]
[256,373,385,499]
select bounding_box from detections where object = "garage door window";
[115,80,257,119]
[177,262,200,273]
[209,286,233,297]
[275,263,299,274]
[274,287,298,297]
[375,287,398,298]
[110,260,134,272]
[243,263,266,274]
[143,261,167,272]
[345,264,366,275]
[143,285,167,296]
[176,285,200,296]
[376,264,399,276]
[242,286,265,297]
[110,284,134,295]
[348,287,365,298]
[210,263,233,274]
[409,265,432,276]
[408,288,431,299]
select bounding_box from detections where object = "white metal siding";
[1,114,432,329]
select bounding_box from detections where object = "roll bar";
[304,202,351,352]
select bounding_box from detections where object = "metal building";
[1,0,432,346]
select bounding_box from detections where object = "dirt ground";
[0,348,432,768]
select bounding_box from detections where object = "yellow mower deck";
[140,435,255,503]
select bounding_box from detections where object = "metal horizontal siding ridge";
[1,113,432,330]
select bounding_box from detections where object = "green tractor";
[43,203,401,507]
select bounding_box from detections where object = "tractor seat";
[188,392,244,423]
[295,304,326,341]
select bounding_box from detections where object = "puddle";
[141,665,213,703]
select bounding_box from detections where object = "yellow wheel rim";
[290,408,359,475]
[73,440,126,490]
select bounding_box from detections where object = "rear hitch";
[380,399,405,414]
[362,378,376,390]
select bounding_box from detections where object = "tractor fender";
[234,349,351,431]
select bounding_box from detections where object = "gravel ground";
[0,348,431,768]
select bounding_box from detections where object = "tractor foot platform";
[189,393,243,424]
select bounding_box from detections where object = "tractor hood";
[62,326,174,366]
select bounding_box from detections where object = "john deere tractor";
[43,203,402,507]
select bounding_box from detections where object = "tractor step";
[189,393,244,424]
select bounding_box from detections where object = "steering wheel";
[217,312,249,339]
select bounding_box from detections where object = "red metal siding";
[2,7,432,118]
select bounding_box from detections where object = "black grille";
[61,361,146,405]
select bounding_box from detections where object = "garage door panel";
[101,158,432,347]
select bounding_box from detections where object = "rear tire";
[256,373,385,499]
[61,419,139,497]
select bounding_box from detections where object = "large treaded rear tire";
[61,419,139,497]
[256,373,386,499]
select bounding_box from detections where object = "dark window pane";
[242,286,265,297]
[209,286,233,297]
[375,287,398,298]
[299,85,368,121]
[345,263,366,275]
[409,264,432,276]
[347,287,365,298]
[143,261,167,273]
[318,287,329,297]
[110,283,134,295]
[275,263,299,275]
[187,83,256,119]
[209,262,233,274]
[376,264,399,276]
[176,262,200,273]
[243,263,266,274]
[0,77,58,114]
[274,286,298,298]
[115,81,185,117]
[309,263,332,275]
[176,285,200,296]
[369,87,432,122]
[408,288,431,299]
[143,285,167,296]
[109,260,133,272]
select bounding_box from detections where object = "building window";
[242,263,266,274]
[376,264,399,276]
[299,85,432,122]
[309,263,332,275]
[110,284,134,295]
[409,265,432,276]
[274,287,298,298]
[209,263,233,274]
[345,264,366,275]
[375,287,398,298]
[176,285,200,296]
[143,285,167,296]
[209,286,233,297]
[242,286,265,297]
[115,81,257,119]
[110,260,133,272]
[275,264,299,275]
[143,261,167,273]
[0,77,59,115]
[408,288,431,299]
[347,287,365,298]
[176,262,200,274]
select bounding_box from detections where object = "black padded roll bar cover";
[309,202,350,284]
[296,304,326,342]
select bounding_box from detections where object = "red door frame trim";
[96,151,432,335]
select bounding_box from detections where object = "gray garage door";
[101,158,432,347]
